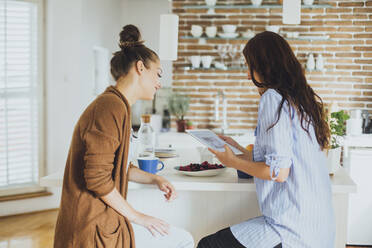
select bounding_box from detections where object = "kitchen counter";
[41,166,356,194]
[41,132,356,247]
[41,130,355,193]
[41,161,355,248]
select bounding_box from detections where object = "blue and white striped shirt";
[231,89,335,248]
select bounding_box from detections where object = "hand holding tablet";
[186,129,243,155]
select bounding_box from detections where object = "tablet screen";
[186,129,243,155]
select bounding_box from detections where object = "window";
[0,0,44,196]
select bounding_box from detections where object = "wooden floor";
[0,209,369,248]
[0,209,57,248]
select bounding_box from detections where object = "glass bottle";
[137,114,155,158]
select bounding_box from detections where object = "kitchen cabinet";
[343,135,372,245]
[41,132,356,247]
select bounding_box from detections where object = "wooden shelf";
[183,4,333,9]
[181,36,247,40]
[175,66,329,73]
[181,36,332,41]
[287,36,331,41]
[306,69,330,73]
[176,66,248,71]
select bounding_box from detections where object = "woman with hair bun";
[54,24,194,248]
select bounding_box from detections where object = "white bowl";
[303,0,314,5]
[205,0,217,6]
[218,32,239,39]
[191,30,203,38]
[222,25,237,34]
[214,61,227,70]
[265,25,280,33]
[286,32,299,38]
[190,56,201,68]
[251,0,263,6]
[201,56,214,69]
[242,29,255,39]
[206,26,217,38]
[191,25,203,37]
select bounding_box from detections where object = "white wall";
[0,0,123,216]
[122,0,173,125]
[0,0,174,216]
[47,0,123,173]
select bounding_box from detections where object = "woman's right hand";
[132,212,170,237]
[219,135,252,160]
[219,135,240,149]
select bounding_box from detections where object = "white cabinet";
[345,148,372,245]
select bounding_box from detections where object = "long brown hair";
[110,24,158,81]
[243,31,330,150]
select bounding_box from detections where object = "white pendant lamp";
[159,13,179,61]
[282,0,301,25]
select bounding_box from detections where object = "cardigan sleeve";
[82,95,126,197]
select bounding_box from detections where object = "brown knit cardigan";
[54,86,135,248]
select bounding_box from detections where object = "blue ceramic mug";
[137,157,164,174]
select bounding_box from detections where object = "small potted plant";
[168,92,190,132]
[327,110,350,174]
[186,120,194,130]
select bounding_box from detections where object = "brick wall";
[171,0,372,131]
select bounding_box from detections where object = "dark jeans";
[197,227,282,248]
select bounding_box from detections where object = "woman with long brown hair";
[197,31,335,247]
[53,24,194,248]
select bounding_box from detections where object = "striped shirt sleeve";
[258,90,294,180]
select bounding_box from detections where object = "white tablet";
[186,129,243,155]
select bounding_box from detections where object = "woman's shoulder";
[83,92,128,131]
[258,89,292,116]
[95,92,127,115]
[259,89,283,109]
[97,91,125,105]
[261,88,282,101]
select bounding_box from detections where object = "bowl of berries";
[174,161,226,177]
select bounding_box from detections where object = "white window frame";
[0,0,45,197]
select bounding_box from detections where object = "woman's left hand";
[208,145,238,168]
[154,176,177,202]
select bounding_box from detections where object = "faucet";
[214,90,228,135]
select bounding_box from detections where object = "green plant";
[168,93,189,120]
[328,110,350,149]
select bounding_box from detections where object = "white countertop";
[41,131,356,194]
[344,134,372,148]
[343,134,372,157]
[40,166,356,194]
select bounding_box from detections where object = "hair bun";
[119,24,144,49]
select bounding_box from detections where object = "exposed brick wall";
[171,0,372,130]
